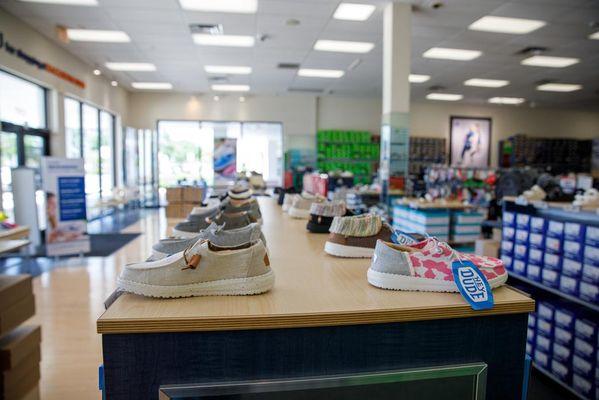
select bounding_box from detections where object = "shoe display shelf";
[316,130,380,185]
[98,197,534,400]
[501,198,599,400]
[408,137,446,197]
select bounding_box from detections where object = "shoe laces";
[428,236,468,266]
[181,239,208,270]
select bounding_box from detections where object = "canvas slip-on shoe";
[149,222,265,261]
[118,239,274,298]
[288,193,324,219]
[324,214,392,258]
[222,198,262,224]
[306,201,347,233]
[367,239,507,292]
[173,211,255,238]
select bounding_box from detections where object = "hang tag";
[452,260,494,310]
[391,230,417,246]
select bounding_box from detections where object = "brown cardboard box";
[0,326,41,371]
[1,347,40,389]
[180,203,197,217]
[0,276,32,314]
[18,385,39,400]
[0,296,35,337]
[182,187,204,203]
[475,239,500,258]
[165,204,182,219]
[165,187,182,203]
[1,365,39,400]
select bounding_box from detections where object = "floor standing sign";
[41,157,91,256]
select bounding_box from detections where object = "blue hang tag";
[452,260,494,310]
[391,230,418,246]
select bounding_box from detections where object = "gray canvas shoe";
[173,211,256,238]
[149,223,266,261]
[186,198,221,223]
[118,239,274,298]
[221,198,262,224]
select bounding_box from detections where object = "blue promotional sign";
[391,229,418,246]
[58,177,87,221]
[452,260,494,310]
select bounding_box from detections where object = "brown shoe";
[324,214,392,258]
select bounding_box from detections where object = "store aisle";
[26,209,168,400]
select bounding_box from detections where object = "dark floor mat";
[86,233,141,256]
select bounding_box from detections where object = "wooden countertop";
[0,240,30,255]
[97,198,534,334]
[0,226,29,241]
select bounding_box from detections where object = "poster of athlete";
[449,116,491,168]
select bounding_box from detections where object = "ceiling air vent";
[428,85,446,91]
[288,87,323,93]
[208,76,228,82]
[277,63,300,70]
[515,46,547,55]
[189,23,223,35]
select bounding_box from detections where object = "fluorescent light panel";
[131,82,172,90]
[521,55,579,68]
[423,47,481,61]
[204,65,252,74]
[179,0,257,13]
[20,0,97,4]
[298,69,344,78]
[588,31,599,40]
[469,16,546,34]
[212,84,250,92]
[409,74,430,83]
[537,83,582,92]
[333,3,376,21]
[426,93,463,101]
[105,62,156,71]
[314,40,374,53]
[66,29,130,42]
[488,97,525,105]
[464,78,509,88]
[193,34,254,47]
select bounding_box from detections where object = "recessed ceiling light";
[469,16,546,34]
[105,62,156,71]
[297,69,345,78]
[179,0,257,13]
[110,80,118,87]
[213,95,220,101]
[488,97,525,105]
[464,78,509,88]
[239,96,246,102]
[536,83,582,92]
[131,82,173,90]
[333,3,376,21]
[19,0,97,5]
[193,34,255,47]
[314,40,374,53]
[423,47,482,61]
[590,31,599,40]
[521,55,579,68]
[212,84,250,92]
[93,69,101,76]
[204,65,252,74]
[66,29,130,43]
[426,93,463,101]
[409,74,430,83]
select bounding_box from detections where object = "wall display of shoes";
[501,199,599,400]
[316,130,380,185]
[408,137,447,196]
[423,166,498,207]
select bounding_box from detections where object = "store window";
[0,70,46,129]
[64,98,81,158]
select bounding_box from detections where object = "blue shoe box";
[513,259,527,275]
[551,358,571,385]
[527,263,542,281]
[542,268,560,288]
[582,263,599,284]
[535,333,552,353]
[584,245,599,266]
[530,216,546,234]
[545,237,563,255]
[529,233,545,250]
[579,279,599,303]
[552,342,573,364]
[586,226,599,247]
[503,226,515,241]
[503,211,515,227]
[563,240,582,261]
[534,348,551,369]
[572,374,595,399]
[515,229,529,244]
[537,317,554,338]
[543,252,562,271]
[565,222,584,241]
[559,275,579,296]
[573,354,596,379]
[538,301,556,321]
[514,244,528,261]
[526,341,534,356]
[574,338,596,365]
[547,220,565,239]
[501,254,513,271]
[528,313,537,329]
[575,318,597,343]
[554,327,574,347]
[527,326,536,343]
[555,307,576,330]
[516,213,531,230]
[501,240,514,256]
[528,248,544,264]
[562,258,583,278]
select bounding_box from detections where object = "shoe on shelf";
[222,197,262,225]
[186,198,221,223]
[288,193,325,219]
[367,239,507,292]
[282,193,297,212]
[306,201,347,233]
[173,211,256,238]
[149,222,265,261]
[228,183,253,201]
[519,185,546,202]
[118,239,275,298]
[573,188,599,208]
[324,214,392,258]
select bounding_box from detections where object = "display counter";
[98,198,534,400]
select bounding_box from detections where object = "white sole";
[324,241,374,258]
[171,229,201,239]
[367,269,508,292]
[288,207,310,219]
[117,269,275,298]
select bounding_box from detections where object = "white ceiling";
[1,0,599,108]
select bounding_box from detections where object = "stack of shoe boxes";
[501,210,599,305]
[165,186,205,219]
[392,205,450,242]
[526,297,597,399]
[450,211,484,244]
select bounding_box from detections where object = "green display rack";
[316,130,380,184]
